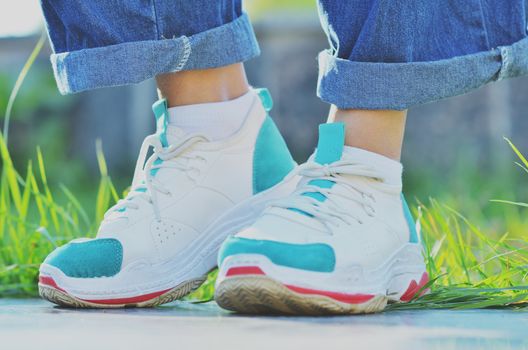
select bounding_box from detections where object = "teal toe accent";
[44,238,123,278]
[219,237,335,272]
[253,90,295,194]
[401,194,419,243]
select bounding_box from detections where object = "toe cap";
[43,238,123,278]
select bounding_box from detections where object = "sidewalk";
[1,299,526,350]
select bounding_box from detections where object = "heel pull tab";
[255,88,273,112]
[314,122,345,165]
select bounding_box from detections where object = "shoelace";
[106,133,207,221]
[269,160,397,230]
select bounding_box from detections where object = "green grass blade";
[59,184,91,228]
[504,137,528,169]
[490,199,528,208]
[3,32,46,144]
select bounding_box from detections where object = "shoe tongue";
[149,99,186,180]
[152,99,170,147]
[295,122,346,210]
[314,122,345,164]
[152,99,202,145]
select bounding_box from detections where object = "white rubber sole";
[215,244,428,315]
[39,171,300,308]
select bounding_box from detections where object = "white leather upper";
[236,150,414,271]
[98,96,267,267]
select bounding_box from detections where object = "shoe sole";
[39,275,206,308]
[215,275,389,315]
[214,247,429,315]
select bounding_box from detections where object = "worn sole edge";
[38,276,206,309]
[215,275,389,315]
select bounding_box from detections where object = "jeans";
[41,0,528,110]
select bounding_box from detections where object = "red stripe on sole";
[39,275,67,293]
[226,266,265,277]
[82,288,171,305]
[39,274,171,305]
[285,284,375,304]
[224,266,375,304]
[400,272,430,302]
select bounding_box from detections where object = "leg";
[328,107,407,161]
[156,63,249,106]
[316,0,528,161]
[38,0,297,308]
[40,0,260,94]
[214,0,528,315]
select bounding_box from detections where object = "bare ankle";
[327,106,407,161]
[155,63,249,107]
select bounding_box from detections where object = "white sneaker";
[215,122,428,315]
[39,88,298,308]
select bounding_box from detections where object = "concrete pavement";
[1,299,526,350]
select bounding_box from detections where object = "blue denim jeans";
[41,0,528,110]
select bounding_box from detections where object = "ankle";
[328,106,407,161]
[156,63,249,107]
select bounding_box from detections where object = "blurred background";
[1,0,527,225]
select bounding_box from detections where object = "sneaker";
[215,122,428,315]
[38,88,298,308]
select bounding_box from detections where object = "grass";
[389,199,528,310]
[1,35,528,309]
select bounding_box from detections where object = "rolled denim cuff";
[317,37,528,110]
[51,13,259,94]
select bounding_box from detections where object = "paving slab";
[1,299,526,350]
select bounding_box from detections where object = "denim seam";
[498,46,511,81]
[174,36,192,72]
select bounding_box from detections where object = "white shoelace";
[270,160,398,230]
[106,133,207,221]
